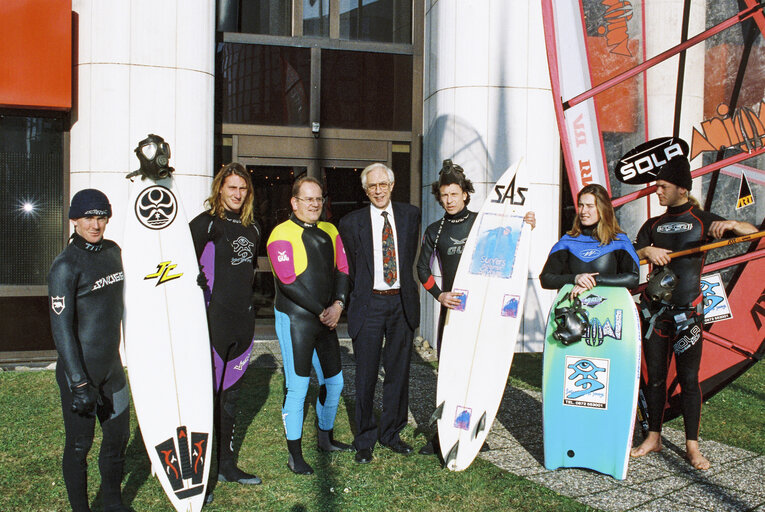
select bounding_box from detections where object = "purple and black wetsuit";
[189,209,261,470]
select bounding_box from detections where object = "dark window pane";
[216,43,311,126]
[0,114,65,285]
[303,0,330,37]
[339,0,412,43]
[321,50,412,131]
[217,0,292,35]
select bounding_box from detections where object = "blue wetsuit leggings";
[275,308,344,440]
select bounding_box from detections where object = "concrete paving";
[247,338,765,512]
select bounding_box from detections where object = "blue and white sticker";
[501,294,520,318]
[453,405,472,431]
[701,272,733,323]
[453,289,468,311]
[563,356,609,410]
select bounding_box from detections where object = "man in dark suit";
[339,162,421,464]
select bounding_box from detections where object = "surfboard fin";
[429,402,445,426]
[443,441,459,469]
[472,411,487,440]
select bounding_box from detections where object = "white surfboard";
[436,160,532,471]
[122,177,213,512]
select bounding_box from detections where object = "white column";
[70,0,216,245]
[422,0,560,352]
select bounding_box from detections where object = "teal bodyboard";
[542,284,641,480]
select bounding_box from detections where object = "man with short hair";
[267,176,352,475]
[48,189,131,512]
[631,156,756,470]
[339,163,421,464]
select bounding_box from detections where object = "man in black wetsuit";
[631,156,756,470]
[416,160,535,455]
[48,189,130,512]
[266,176,352,475]
[189,163,262,489]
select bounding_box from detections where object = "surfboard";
[435,160,532,471]
[542,284,641,480]
[122,177,213,512]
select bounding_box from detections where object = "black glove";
[197,268,209,291]
[71,382,99,416]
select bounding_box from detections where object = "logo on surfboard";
[155,427,208,500]
[145,261,183,286]
[490,176,527,205]
[563,356,610,409]
[135,186,178,230]
[454,405,472,431]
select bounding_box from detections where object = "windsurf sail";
[543,0,765,423]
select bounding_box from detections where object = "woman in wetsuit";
[190,163,262,487]
[540,183,639,298]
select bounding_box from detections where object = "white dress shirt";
[370,203,401,290]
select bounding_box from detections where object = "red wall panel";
[0,0,72,110]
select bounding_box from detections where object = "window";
[217,43,311,126]
[339,0,411,43]
[303,0,330,37]
[0,113,65,285]
[217,0,291,36]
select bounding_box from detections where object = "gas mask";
[129,134,174,181]
[552,296,590,346]
[645,267,678,303]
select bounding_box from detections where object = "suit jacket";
[339,202,421,338]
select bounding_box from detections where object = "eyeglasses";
[295,196,324,205]
[366,182,391,192]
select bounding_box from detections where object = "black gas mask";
[645,267,678,303]
[552,296,590,346]
[127,134,174,181]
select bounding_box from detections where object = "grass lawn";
[1,354,761,511]
[0,364,594,512]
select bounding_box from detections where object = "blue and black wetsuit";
[48,233,129,512]
[540,225,639,290]
[267,214,350,440]
[416,208,477,356]
[634,202,724,439]
[189,210,261,475]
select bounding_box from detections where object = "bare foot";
[686,440,710,470]
[631,431,662,458]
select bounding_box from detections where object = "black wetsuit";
[634,202,724,439]
[540,225,640,290]
[266,214,350,440]
[416,208,478,356]
[189,210,261,471]
[48,233,129,512]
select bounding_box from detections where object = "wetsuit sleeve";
[48,257,88,388]
[333,234,350,304]
[539,243,576,289]
[417,227,442,299]
[594,238,639,288]
[634,221,653,251]
[189,213,213,260]
[267,237,325,316]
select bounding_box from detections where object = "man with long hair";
[631,157,756,470]
[190,163,263,490]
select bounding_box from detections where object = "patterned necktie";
[381,211,397,285]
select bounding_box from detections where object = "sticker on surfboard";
[454,406,472,431]
[135,185,178,230]
[154,427,209,499]
[501,294,520,318]
[563,356,610,409]
[468,214,523,279]
[452,289,468,311]
[701,272,733,323]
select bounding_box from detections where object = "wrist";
[333,300,344,310]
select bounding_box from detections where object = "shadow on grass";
[122,424,151,509]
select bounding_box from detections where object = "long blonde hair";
[204,162,256,227]
[567,184,625,244]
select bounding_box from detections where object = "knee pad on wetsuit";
[221,387,240,418]
[316,372,343,431]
